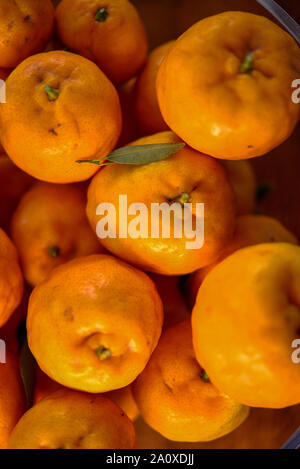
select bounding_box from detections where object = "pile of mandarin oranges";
[0,0,299,450]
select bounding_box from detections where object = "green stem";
[171,192,190,206]
[76,157,108,166]
[95,8,108,22]
[201,370,210,383]
[240,53,254,74]
[95,346,111,361]
[44,85,60,101]
[48,246,60,259]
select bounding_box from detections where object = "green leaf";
[76,143,185,167]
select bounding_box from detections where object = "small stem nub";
[76,158,106,166]
[240,53,254,74]
[95,346,111,361]
[95,7,108,22]
[171,192,190,206]
[201,370,210,383]
[48,246,60,259]
[44,85,60,101]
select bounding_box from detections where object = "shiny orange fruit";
[157,12,300,159]
[56,0,148,84]
[9,389,137,449]
[11,181,105,286]
[0,51,122,183]
[133,320,249,441]
[33,366,139,421]
[27,254,163,393]
[0,0,54,68]
[192,243,300,408]
[87,131,237,275]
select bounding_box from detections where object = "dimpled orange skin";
[11,181,105,287]
[187,215,298,306]
[0,154,34,231]
[0,350,26,449]
[56,0,148,85]
[9,389,137,449]
[27,254,163,393]
[157,12,300,159]
[192,243,300,409]
[0,51,122,183]
[221,160,256,215]
[0,0,55,68]
[0,228,23,327]
[132,320,249,442]
[87,131,236,275]
[134,41,174,135]
[33,367,139,421]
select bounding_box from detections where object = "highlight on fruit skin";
[8,389,137,449]
[133,320,249,442]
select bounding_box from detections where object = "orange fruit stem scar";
[240,53,254,74]
[200,370,210,383]
[95,8,109,23]
[47,246,60,259]
[95,346,111,361]
[44,85,60,101]
[170,192,190,206]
